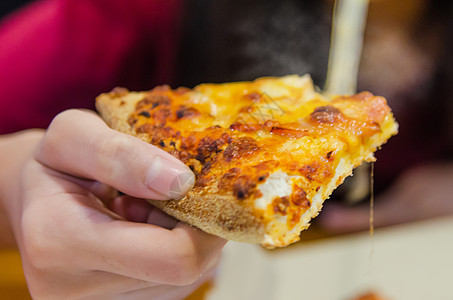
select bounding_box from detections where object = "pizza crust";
[149,193,265,244]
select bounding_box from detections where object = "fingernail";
[145,156,195,199]
[169,171,196,200]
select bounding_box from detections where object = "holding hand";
[0,109,225,299]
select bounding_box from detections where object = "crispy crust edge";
[95,91,266,244]
[148,194,265,244]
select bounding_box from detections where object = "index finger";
[90,220,226,286]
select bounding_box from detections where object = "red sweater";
[0,0,184,134]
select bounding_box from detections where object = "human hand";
[1,110,226,299]
[319,163,453,233]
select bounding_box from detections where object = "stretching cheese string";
[324,0,370,96]
[325,0,375,269]
[369,162,375,267]
[325,0,372,204]
[369,162,375,237]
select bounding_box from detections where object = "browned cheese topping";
[119,77,394,229]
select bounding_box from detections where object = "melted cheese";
[121,74,397,248]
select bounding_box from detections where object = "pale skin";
[0,109,226,299]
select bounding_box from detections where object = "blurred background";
[1,0,452,299]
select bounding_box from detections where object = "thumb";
[35,109,195,200]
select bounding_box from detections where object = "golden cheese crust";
[96,75,398,248]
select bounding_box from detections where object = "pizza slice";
[96,75,398,248]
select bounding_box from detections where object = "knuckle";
[168,247,203,286]
[46,109,93,139]
[35,110,82,162]
[47,109,82,134]
[94,132,138,178]
[98,132,136,158]
[21,211,57,270]
[20,199,77,271]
